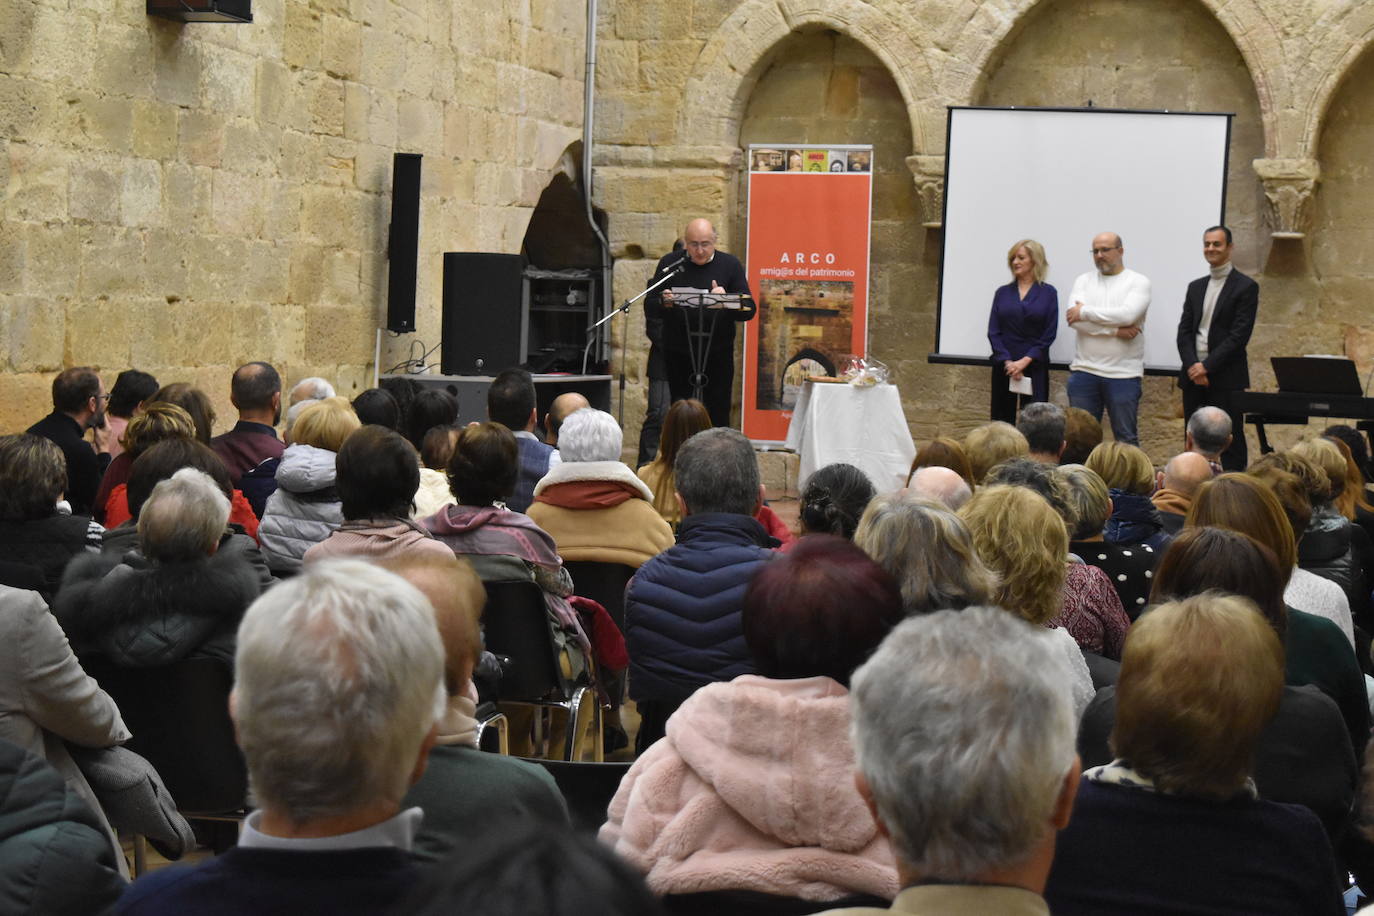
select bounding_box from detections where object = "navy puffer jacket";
[1104,489,1171,553]
[625,513,776,704]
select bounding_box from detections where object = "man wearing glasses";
[26,366,112,516]
[1064,232,1152,446]
[644,218,756,428]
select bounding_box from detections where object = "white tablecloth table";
[783,381,916,494]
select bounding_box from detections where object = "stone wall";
[0,0,586,433]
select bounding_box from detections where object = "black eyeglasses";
[1090,246,1120,256]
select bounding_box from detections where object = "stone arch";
[679,0,943,156]
[1301,4,1374,158]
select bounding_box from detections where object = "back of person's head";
[1161,450,1213,497]
[1186,406,1232,456]
[849,606,1077,880]
[958,485,1067,625]
[742,535,902,685]
[963,422,1028,484]
[1243,465,1312,555]
[126,439,234,520]
[1112,593,1283,799]
[546,392,591,443]
[407,389,459,451]
[1248,450,1329,507]
[983,457,1075,527]
[1017,402,1066,456]
[1188,472,1298,573]
[1085,441,1154,495]
[107,369,159,419]
[446,422,518,506]
[654,398,711,470]
[1056,464,1110,540]
[393,821,665,916]
[909,437,975,489]
[855,494,996,614]
[1324,424,1371,483]
[1323,434,1373,519]
[799,463,874,539]
[151,383,217,444]
[290,397,360,452]
[51,367,102,415]
[121,403,195,459]
[336,426,420,521]
[234,560,444,823]
[674,428,760,517]
[0,434,66,521]
[379,377,420,432]
[377,552,486,697]
[1290,438,1347,504]
[487,368,536,430]
[1061,407,1103,465]
[289,376,335,405]
[352,388,401,431]
[138,468,230,563]
[229,361,281,413]
[907,466,972,510]
[1150,526,1287,636]
[421,425,460,472]
[558,408,622,463]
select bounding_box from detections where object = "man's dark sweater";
[210,420,284,481]
[644,250,755,358]
[27,412,109,517]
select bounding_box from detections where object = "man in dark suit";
[1176,225,1259,471]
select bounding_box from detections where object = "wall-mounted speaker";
[441,253,527,375]
[386,153,421,333]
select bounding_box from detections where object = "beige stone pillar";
[906,154,946,229]
[1252,157,1320,239]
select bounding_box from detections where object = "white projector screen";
[936,107,1231,372]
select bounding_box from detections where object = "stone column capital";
[906,154,946,229]
[1252,157,1320,239]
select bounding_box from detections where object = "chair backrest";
[481,580,566,702]
[82,655,247,814]
[563,561,636,631]
[519,758,631,833]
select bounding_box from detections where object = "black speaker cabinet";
[441,253,527,375]
[386,153,421,333]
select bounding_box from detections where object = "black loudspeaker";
[441,253,527,375]
[386,153,422,333]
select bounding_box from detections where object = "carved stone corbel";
[906,154,946,229]
[1252,158,1320,239]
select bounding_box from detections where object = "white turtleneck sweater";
[1068,267,1152,378]
[1196,261,1233,361]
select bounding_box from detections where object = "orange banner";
[743,145,872,442]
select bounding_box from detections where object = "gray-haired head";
[1055,464,1110,541]
[1016,402,1066,458]
[138,467,230,562]
[675,427,760,517]
[233,560,444,825]
[853,494,996,615]
[908,466,972,511]
[290,376,336,405]
[982,457,1075,528]
[850,606,1077,879]
[557,408,622,463]
[1186,406,1232,457]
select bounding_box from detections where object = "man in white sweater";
[1065,232,1151,446]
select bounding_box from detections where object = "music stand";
[670,290,751,403]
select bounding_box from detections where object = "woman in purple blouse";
[987,239,1058,423]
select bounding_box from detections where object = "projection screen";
[935,107,1232,372]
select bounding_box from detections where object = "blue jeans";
[1067,371,1141,446]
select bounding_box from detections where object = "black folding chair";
[518,757,631,833]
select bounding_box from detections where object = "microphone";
[662,254,688,274]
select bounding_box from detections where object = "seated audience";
[57,469,262,667]
[1150,450,1213,535]
[103,369,159,460]
[0,434,103,601]
[27,367,111,518]
[958,485,1095,713]
[1079,526,1357,843]
[1325,430,1374,560]
[1044,594,1343,915]
[812,606,1080,916]
[1058,463,1157,618]
[527,408,674,567]
[209,362,284,517]
[405,388,459,452]
[625,428,774,752]
[351,387,401,430]
[907,436,975,490]
[1186,404,1233,473]
[303,426,452,565]
[962,421,1028,483]
[1086,441,1170,551]
[0,585,129,876]
[258,397,360,574]
[284,376,335,444]
[379,376,420,432]
[413,426,459,520]
[149,382,216,445]
[1017,401,1066,463]
[545,391,590,448]
[1292,437,1373,624]
[854,494,995,615]
[638,398,712,529]
[93,401,195,525]
[386,553,570,863]
[905,465,972,510]
[1060,406,1103,465]
[487,368,554,513]
[603,537,902,906]
[115,560,445,914]
[797,462,874,542]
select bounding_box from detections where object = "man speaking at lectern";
[644,218,756,428]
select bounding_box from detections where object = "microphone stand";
[583,261,685,424]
